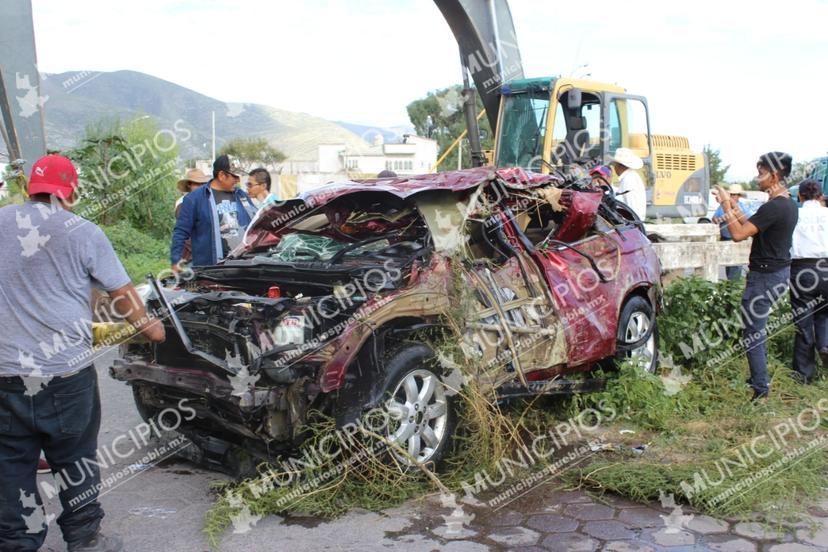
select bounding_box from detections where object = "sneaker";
[751,390,769,403]
[67,532,123,552]
[37,458,51,474]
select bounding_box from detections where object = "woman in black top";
[713,152,798,400]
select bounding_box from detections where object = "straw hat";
[609,148,644,170]
[727,184,746,196]
[176,168,210,193]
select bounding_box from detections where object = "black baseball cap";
[213,154,245,178]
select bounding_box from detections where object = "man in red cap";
[0,154,165,551]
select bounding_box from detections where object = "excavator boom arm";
[433,0,524,131]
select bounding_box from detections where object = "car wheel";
[617,296,658,373]
[379,345,455,468]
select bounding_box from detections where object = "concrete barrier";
[645,223,751,282]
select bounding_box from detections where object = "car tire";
[376,344,455,469]
[616,296,658,373]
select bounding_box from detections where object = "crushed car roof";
[298,166,561,203]
[236,167,565,256]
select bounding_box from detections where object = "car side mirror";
[567,88,582,110]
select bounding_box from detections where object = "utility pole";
[211,110,216,161]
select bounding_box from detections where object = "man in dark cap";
[713,152,798,400]
[170,155,257,270]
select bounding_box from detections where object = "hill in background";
[40,70,402,161]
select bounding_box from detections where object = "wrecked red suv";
[111,167,660,470]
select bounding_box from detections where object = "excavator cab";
[494,77,656,189]
[435,0,707,221]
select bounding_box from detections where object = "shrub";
[101,220,169,282]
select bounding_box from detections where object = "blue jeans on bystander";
[0,366,104,551]
[741,267,790,397]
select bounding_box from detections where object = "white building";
[283,134,438,193]
[194,134,439,198]
[318,134,438,176]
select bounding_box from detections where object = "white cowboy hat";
[609,148,644,170]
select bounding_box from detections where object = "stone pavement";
[32,353,828,551]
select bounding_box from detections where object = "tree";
[703,145,729,187]
[218,137,286,172]
[788,159,821,184]
[407,85,494,171]
[0,160,27,207]
[66,117,180,240]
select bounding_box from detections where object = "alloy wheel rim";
[626,311,655,372]
[385,368,448,465]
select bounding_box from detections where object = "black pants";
[790,261,828,383]
[0,366,104,551]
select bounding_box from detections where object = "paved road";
[35,351,827,552]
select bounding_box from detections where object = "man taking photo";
[714,151,797,401]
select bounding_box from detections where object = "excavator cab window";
[496,88,550,169]
[607,97,651,159]
[551,90,601,164]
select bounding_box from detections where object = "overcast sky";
[30,0,828,180]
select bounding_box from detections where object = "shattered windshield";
[267,233,390,263]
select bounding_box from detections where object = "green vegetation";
[703,145,730,188]
[101,220,169,282]
[218,137,286,173]
[566,277,828,518]
[66,118,180,281]
[1,119,177,281]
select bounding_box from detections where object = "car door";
[530,191,626,366]
[460,211,568,391]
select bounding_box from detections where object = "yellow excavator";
[434,0,709,222]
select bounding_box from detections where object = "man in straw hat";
[175,168,210,217]
[609,148,646,221]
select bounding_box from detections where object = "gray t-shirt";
[0,201,131,376]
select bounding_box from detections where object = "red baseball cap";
[27,154,79,199]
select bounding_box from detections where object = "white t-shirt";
[791,200,828,259]
[616,168,647,220]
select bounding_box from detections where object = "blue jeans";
[741,268,790,396]
[0,366,104,551]
[790,261,828,383]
